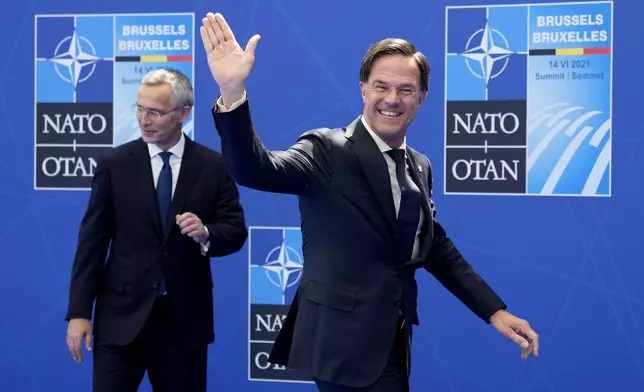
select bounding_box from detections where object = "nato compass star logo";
[262,240,303,292]
[461,22,514,86]
[44,30,108,95]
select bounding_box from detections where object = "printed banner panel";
[34,13,195,190]
[248,226,312,383]
[444,1,612,197]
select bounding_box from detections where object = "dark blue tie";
[387,149,421,261]
[156,151,172,295]
[157,151,173,230]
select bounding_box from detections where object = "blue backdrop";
[1,0,642,391]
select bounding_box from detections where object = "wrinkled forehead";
[137,84,174,109]
[368,55,421,87]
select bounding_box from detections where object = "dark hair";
[359,38,430,91]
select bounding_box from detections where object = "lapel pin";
[417,165,422,173]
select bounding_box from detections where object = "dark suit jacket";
[212,100,506,387]
[65,135,248,347]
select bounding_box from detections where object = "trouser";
[314,316,411,392]
[92,296,208,392]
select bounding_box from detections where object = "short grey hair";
[141,68,194,107]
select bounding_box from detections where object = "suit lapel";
[162,137,203,244]
[346,118,398,235]
[406,148,434,258]
[131,139,164,240]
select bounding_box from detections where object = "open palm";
[200,12,260,90]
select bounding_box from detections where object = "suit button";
[164,252,168,257]
[152,282,159,289]
[394,298,402,306]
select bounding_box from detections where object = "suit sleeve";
[211,97,333,196]
[204,158,248,257]
[65,160,115,321]
[422,157,507,323]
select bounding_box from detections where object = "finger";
[67,338,76,358]
[176,213,194,225]
[183,223,203,236]
[203,14,220,47]
[531,335,539,357]
[214,12,236,42]
[70,338,82,362]
[66,340,76,360]
[186,229,205,238]
[199,26,214,53]
[245,34,261,56]
[520,327,539,357]
[520,326,538,341]
[208,13,225,47]
[509,332,530,350]
[521,341,534,359]
[85,333,93,352]
[188,230,204,239]
[521,346,530,360]
[179,217,199,230]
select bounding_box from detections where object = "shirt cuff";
[215,91,248,112]
[200,226,210,256]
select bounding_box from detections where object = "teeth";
[379,110,401,117]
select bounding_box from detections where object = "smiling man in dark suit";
[200,12,539,392]
[64,68,248,392]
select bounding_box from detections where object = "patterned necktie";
[387,149,421,261]
[156,151,173,231]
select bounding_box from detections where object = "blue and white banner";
[247,226,311,383]
[34,13,195,190]
[444,1,613,197]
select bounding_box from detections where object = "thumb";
[245,34,261,56]
[85,332,93,351]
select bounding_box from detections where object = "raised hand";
[200,12,260,102]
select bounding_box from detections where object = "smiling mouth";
[378,109,402,117]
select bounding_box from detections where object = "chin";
[140,132,157,144]
[372,124,405,144]
[375,124,403,136]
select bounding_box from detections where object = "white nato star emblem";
[262,240,303,292]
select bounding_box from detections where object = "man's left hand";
[176,212,209,244]
[490,309,539,360]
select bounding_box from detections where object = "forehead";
[137,84,173,108]
[368,55,420,86]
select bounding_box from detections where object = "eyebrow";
[136,104,165,112]
[372,80,415,88]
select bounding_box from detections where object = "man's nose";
[139,112,153,125]
[383,88,401,104]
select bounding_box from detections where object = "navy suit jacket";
[212,100,506,387]
[65,136,248,346]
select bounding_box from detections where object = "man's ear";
[178,106,191,123]
[359,81,367,104]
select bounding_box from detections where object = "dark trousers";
[314,316,411,392]
[92,296,208,392]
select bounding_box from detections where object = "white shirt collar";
[360,116,407,153]
[147,132,186,159]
